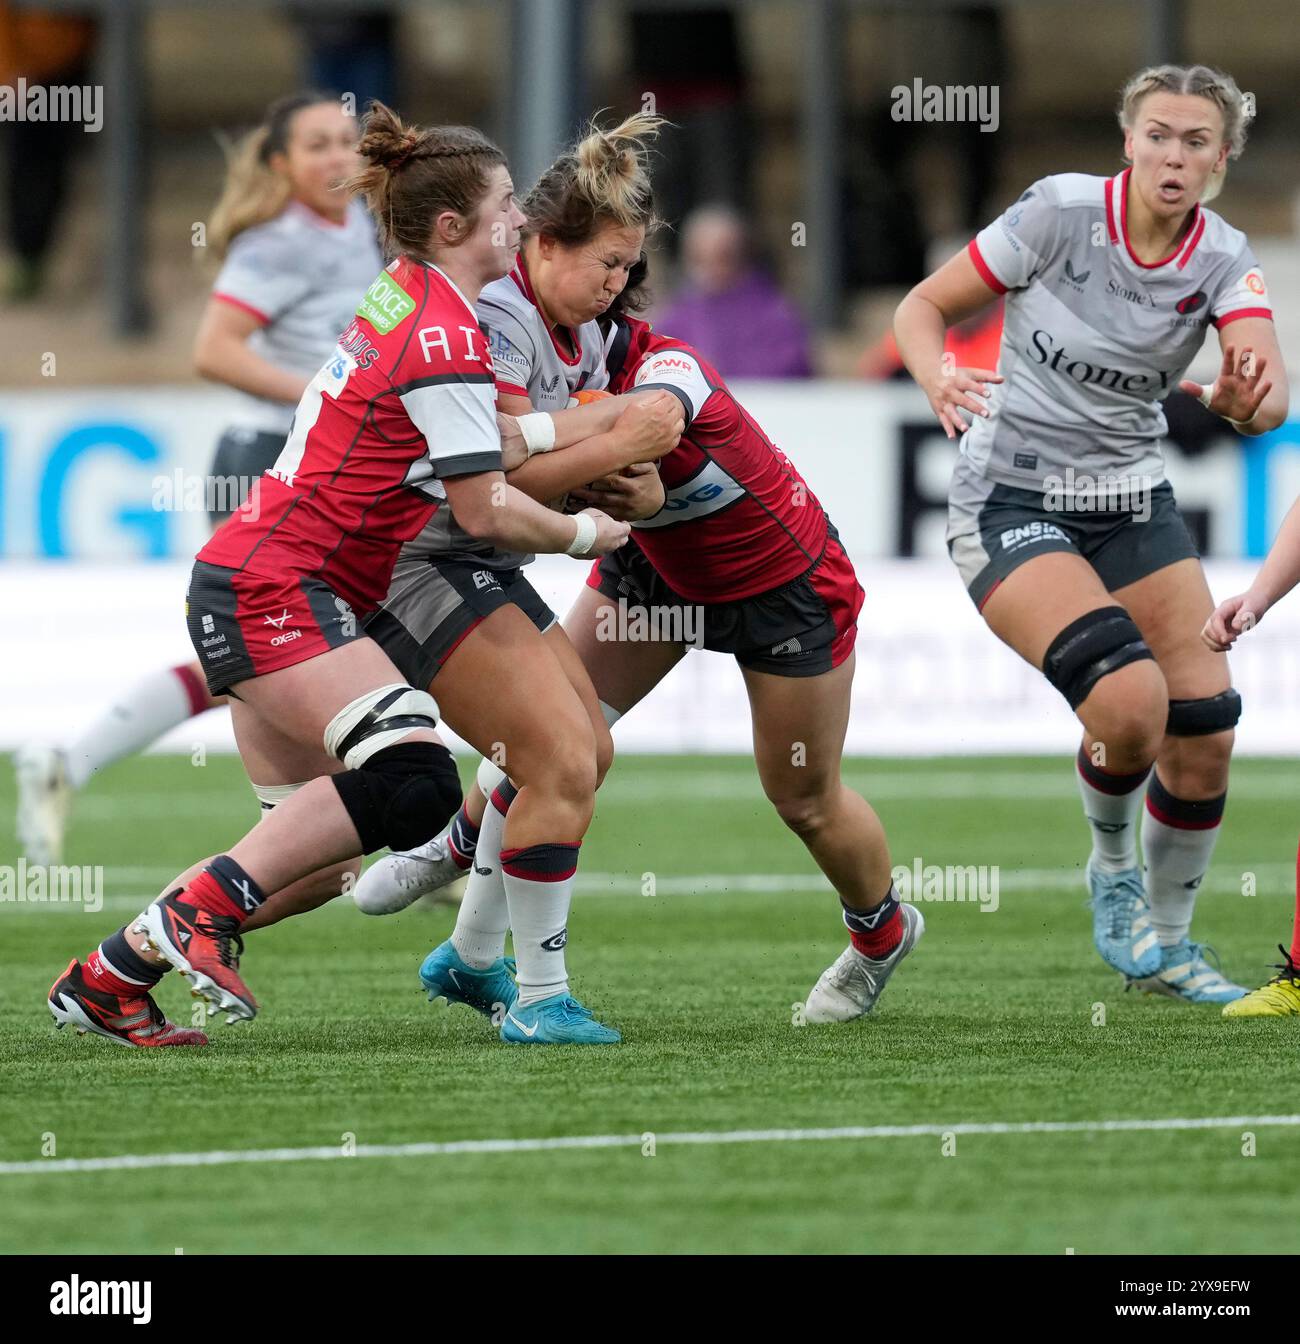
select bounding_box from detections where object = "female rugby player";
[17,92,382,868]
[356,115,676,1043]
[46,105,630,1046]
[895,64,1288,1001]
[360,265,923,1025]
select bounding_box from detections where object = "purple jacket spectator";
[655,206,813,379]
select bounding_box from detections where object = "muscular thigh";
[431,602,594,769]
[233,637,426,746]
[230,636,432,784]
[980,551,1123,668]
[1112,558,1229,700]
[543,621,609,735]
[230,696,341,788]
[563,581,687,714]
[743,653,854,801]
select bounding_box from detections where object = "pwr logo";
[49,1275,152,1324]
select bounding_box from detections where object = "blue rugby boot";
[1087,861,1161,977]
[500,992,621,1045]
[1128,940,1247,1004]
[420,940,517,1020]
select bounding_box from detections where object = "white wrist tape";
[567,511,598,556]
[517,412,556,456]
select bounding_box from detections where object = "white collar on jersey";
[1105,167,1205,272]
[421,261,480,323]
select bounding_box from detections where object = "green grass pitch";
[1,751,1298,1254]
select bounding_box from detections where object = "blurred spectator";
[0,2,97,302]
[628,5,750,242]
[287,8,397,113]
[656,205,812,380]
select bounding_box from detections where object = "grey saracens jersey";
[398,257,612,571]
[478,256,609,409]
[212,198,383,435]
[961,168,1272,493]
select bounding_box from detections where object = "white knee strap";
[323,683,441,769]
[253,780,307,814]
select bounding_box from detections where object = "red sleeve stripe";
[212,292,270,325]
[494,381,529,398]
[1213,307,1273,329]
[967,239,1008,295]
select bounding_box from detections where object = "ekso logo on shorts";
[357,273,415,334]
[999,520,1068,552]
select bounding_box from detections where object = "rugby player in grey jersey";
[16,93,384,892]
[894,64,1288,1003]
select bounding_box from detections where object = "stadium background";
[4,0,1300,757]
[4,0,1300,1267]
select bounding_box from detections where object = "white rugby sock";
[1143,773,1226,947]
[449,782,513,969]
[1075,744,1150,873]
[65,664,210,789]
[501,841,579,1007]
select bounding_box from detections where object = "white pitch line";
[62,769,1300,819]
[4,864,1293,915]
[3,1115,1297,1177]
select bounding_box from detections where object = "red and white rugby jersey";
[395,254,610,573]
[605,316,829,603]
[199,256,502,615]
[965,168,1273,492]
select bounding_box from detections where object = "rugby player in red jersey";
[363,266,924,1026]
[17,92,383,869]
[46,104,631,1046]
[356,116,680,1041]
[571,310,923,1023]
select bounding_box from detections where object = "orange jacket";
[0,4,96,86]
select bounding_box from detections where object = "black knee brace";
[1042,606,1154,709]
[1166,689,1242,736]
[332,741,463,855]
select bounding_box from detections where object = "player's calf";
[143,856,265,1022]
